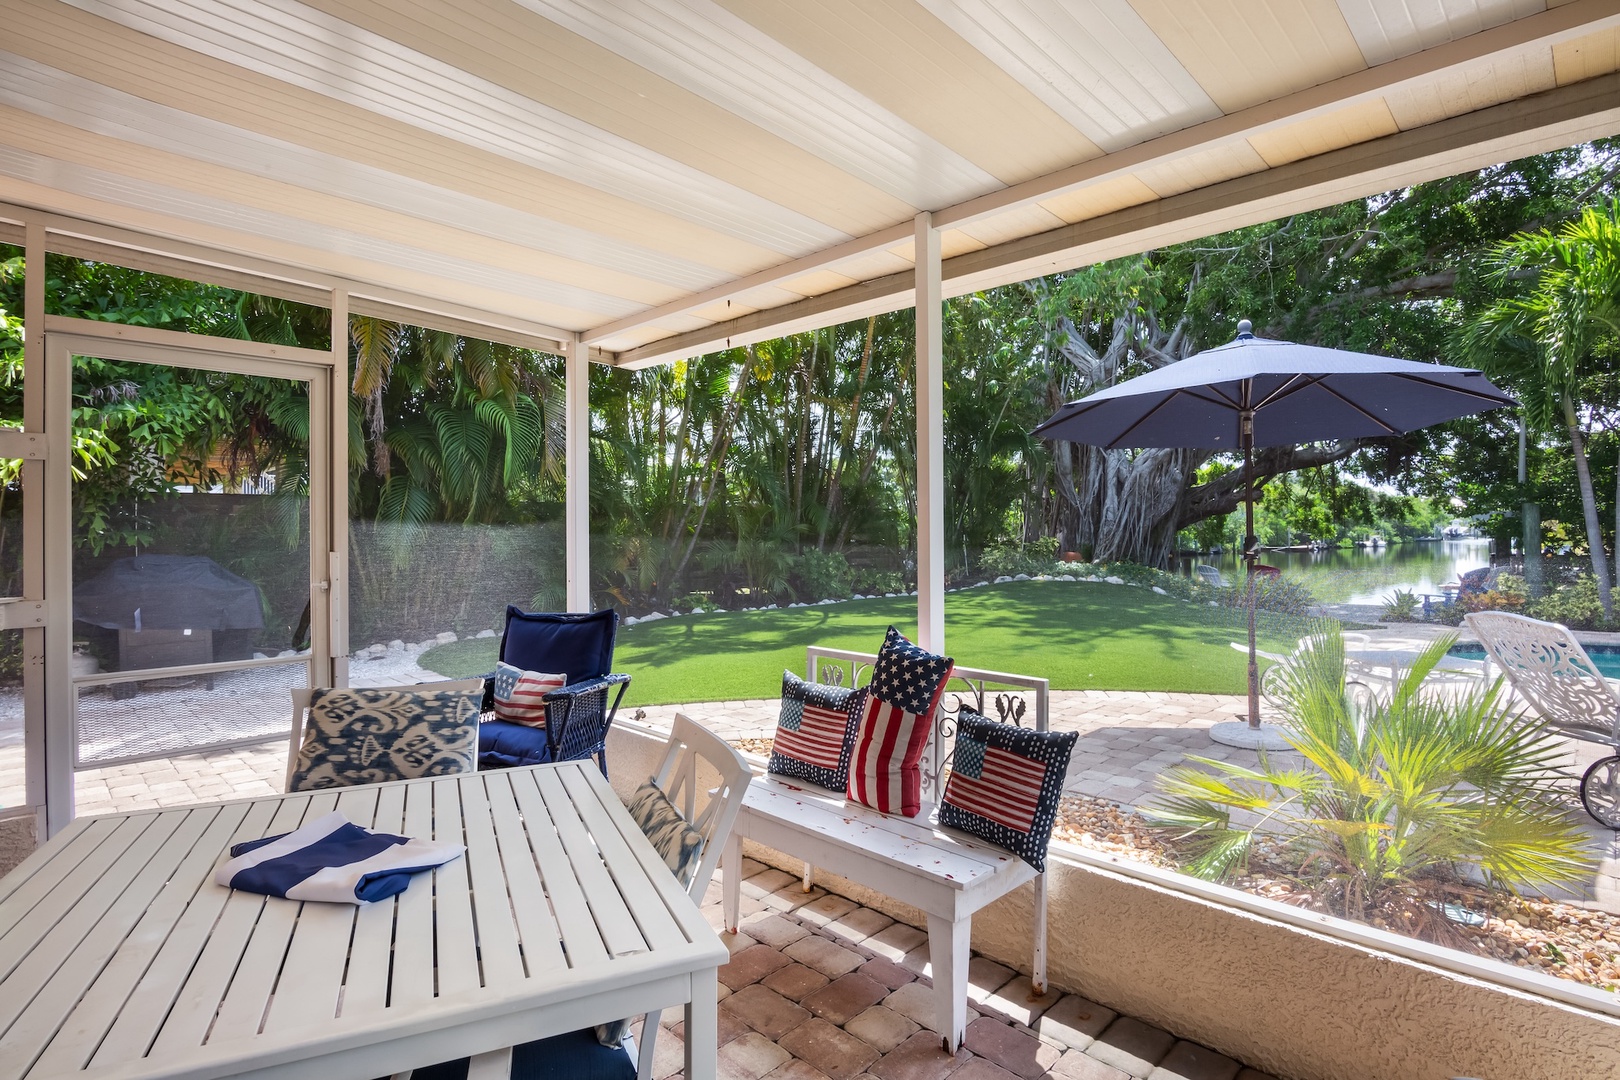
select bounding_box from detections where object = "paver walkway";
[688,856,1276,1080]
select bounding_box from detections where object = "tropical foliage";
[1148,631,1592,940]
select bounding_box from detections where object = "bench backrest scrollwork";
[806,646,1049,808]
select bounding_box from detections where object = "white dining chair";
[625,713,752,1080]
[398,713,753,1080]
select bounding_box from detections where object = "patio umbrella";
[1033,320,1516,748]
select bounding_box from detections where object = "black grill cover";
[74,555,265,631]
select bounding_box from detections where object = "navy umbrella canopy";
[1032,326,1517,450]
[1034,321,1516,747]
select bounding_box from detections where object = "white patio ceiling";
[2,0,1620,365]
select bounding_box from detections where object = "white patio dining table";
[0,760,724,1080]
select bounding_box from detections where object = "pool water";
[1448,642,1620,679]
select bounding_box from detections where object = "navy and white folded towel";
[214,811,465,904]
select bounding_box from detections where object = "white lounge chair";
[1466,611,1620,828]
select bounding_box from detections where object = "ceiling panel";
[1552,25,1620,81]
[1132,0,1369,112]
[1247,98,1401,166]
[67,0,848,254]
[1382,48,1557,127]
[509,0,998,208]
[12,0,792,277]
[1336,0,1546,66]
[1038,175,1162,223]
[0,52,725,296]
[306,0,917,237]
[915,0,1222,149]
[1135,141,1269,198]
[716,0,1102,185]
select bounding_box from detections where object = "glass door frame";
[42,320,338,832]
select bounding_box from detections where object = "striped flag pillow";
[492,661,565,726]
[846,626,953,817]
[939,709,1078,871]
[768,672,863,791]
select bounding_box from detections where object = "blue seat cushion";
[478,719,553,769]
[500,607,618,686]
[408,1028,634,1080]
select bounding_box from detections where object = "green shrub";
[980,537,1059,578]
[1381,589,1420,621]
[792,549,853,601]
[1526,576,1617,630]
[853,568,907,595]
[1148,630,1592,939]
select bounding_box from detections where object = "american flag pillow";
[767,672,863,791]
[492,661,565,726]
[846,626,953,817]
[939,709,1078,871]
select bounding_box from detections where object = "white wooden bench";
[721,647,1050,1053]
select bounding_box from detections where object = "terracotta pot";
[1061,552,1083,563]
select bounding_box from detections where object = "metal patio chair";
[1465,610,1620,828]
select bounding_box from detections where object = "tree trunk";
[1563,394,1614,618]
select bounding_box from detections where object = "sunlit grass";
[420,580,1302,706]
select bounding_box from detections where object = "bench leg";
[926,913,970,1054]
[1031,873,1048,995]
[801,861,814,893]
[721,827,742,934]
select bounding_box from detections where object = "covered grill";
[74,554,264,670]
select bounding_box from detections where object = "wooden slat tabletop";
[0,762,725,1080]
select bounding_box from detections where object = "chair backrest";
[499,607,617,685]
[1195,564,1224,587]
[646,714,752,899]
[1464,611,1620,743]
[287,678,487,791]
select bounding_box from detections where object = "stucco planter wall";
[605,720,1620,1080]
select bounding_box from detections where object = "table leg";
[686,967,718,1079]
[926,913,969,1053]
[721,829,741,933]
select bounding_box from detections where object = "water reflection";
[1175,539,1492,606]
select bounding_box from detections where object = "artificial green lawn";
[420,580,1297,707]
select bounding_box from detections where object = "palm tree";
[1462,200,1620,619]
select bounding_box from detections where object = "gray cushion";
[289,686,480,791]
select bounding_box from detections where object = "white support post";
[23,220,57,834]
[915,213,944,654]
[325,289,349,688]
[566,335,591,612]
[41,283,75,837]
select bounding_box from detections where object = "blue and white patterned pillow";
[290,686,480,792]
[768,671,864,792]
[627,779,705,887]
[939,709,1077,872]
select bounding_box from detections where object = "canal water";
[1175,539,1493,607]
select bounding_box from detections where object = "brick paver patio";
[681,857,1277,1080]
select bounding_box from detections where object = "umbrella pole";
[1243,421,1260,728]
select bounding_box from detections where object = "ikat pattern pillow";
[767,671,864,792]
[492,661,565,726]
[939,709,1077,872]
[846,626,953,818]
[290,686,480,792]
[627,779,706,888]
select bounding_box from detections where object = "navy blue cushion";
[499,607,618,686]
[477,719,554,769]
[409,1028,634,1080]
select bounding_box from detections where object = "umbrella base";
[1208,719,1294,751]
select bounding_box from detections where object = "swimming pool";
[1448,641,1620,679]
